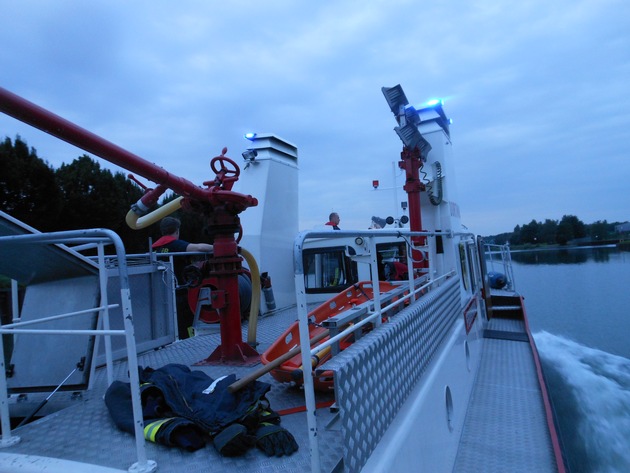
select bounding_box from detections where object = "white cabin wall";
[418,122,462,281]
[234,134,299,312]
[420,124,477,307]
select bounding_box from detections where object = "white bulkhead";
[235,134,299,312]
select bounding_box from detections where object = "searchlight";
[382,85,451,147]
[381,84,432,159]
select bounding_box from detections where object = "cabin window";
[466,243,481,293]
[459,243,469,291]
[376,242,409,281]
[303,246,358,293]
[459,242,479,293]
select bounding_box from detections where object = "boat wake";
[533,331,630,473]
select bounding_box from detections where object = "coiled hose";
[420,161,443,206]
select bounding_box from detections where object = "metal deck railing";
[0,229,157,473]
[292,228,472,473]
[484,243,516,291]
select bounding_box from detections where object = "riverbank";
[508,241,621,251]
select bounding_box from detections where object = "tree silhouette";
[1,137,149,253]
[520,220,540,244]
[556,215,586,245]
[0,136,62,231]
[55,155,149,252]
[539,219,558,245]
[588,220,612,241]
[490,215,620,246]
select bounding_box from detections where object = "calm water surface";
[505,247,630,473]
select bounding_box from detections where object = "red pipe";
[200,234,259,364]
[0,86,207,201]
[399,146,428,269]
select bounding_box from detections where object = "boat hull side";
[362,311,484,472]
[320,277,478,472]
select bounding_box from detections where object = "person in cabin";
[153,216,213,253]
[325,212,341,230]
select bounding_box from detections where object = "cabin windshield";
[303,246,358,293]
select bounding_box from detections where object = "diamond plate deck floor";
[3,305,343,473]
[453,317,558,473]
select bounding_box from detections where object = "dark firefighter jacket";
[105,363,271,451]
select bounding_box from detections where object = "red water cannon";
[179,150,261,365]
[0,86,260,364]
[126,175,169,217]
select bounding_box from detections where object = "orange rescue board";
[261,281,399,391]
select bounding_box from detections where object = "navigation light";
[244,132,257,141]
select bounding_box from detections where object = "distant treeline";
[0,136,205,253]
[484,215,625,246]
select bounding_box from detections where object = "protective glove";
[241,400,281,432]
[254,423,299,457]
[213,423,256,457]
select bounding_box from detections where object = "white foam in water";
[534,331,630,473]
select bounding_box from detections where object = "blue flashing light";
[425,98,443,107]
[244,132,257,141]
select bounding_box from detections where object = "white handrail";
[484,243,516,291]
[292,228,462,473]
[307,270,455,358]
[0,229,156,473]
[0,305,119,329]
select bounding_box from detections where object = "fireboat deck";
[454,315,558,472]
[0,302,560,473]
[1,304,343,473]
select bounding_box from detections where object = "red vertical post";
[202,233,259,365]
[399,146,428,270]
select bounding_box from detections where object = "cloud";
[1,0,629,235]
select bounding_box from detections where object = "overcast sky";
[1,0,628,236]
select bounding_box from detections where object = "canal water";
[507,247,630,473]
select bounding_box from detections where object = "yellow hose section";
[125,196,184,230]
[240,247,261,346]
